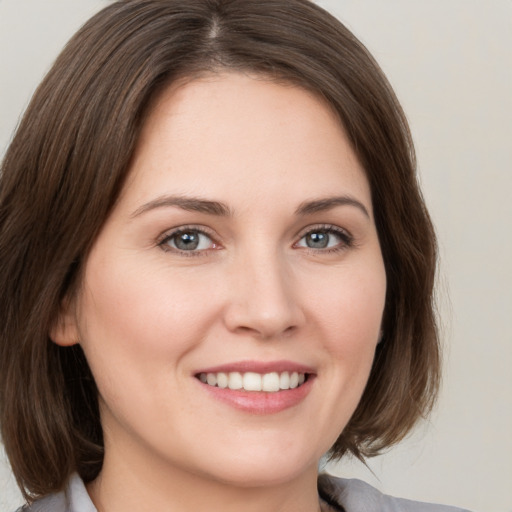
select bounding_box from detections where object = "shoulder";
[318,473,472,512]
[18,472,471,512]
[15,474,96,512]
[16,491,67,512]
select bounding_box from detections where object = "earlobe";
[49,298,80,347]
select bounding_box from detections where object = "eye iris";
[306,231,329,248]
[174,232,200,250]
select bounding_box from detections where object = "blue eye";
[161,229,215,252]
[296,227,352,250]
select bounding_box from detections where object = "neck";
[88,443,322,512]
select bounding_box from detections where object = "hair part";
[0,0,439,500]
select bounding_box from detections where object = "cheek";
[75,257,220,380]
[313,258,386,397]
[318,260,386,344]
[74,260,225,436]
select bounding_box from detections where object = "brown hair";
[0,0,439,500]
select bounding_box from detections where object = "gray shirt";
[18,473,471,512]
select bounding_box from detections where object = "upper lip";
[195,360,316,375]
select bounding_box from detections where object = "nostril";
[222,274,306,338]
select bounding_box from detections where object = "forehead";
[122,72,371,214]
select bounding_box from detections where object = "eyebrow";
[130,194,370,219]
[295,196,370,218]
[130,195,232,218]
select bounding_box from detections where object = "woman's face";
[57,73,386,486]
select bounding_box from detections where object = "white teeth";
[262,372,280,392]
[279,371,290,390]
[243,372,262,391]
[217,372,228,389]
[199,371,308,392]
[228,372,243,390]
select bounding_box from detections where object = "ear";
[49,296,80,347]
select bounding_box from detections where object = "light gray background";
[1,1,511,511]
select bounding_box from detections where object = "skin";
[53,72,387,512]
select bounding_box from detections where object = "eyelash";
[157,224,354,256]
[294,224,354,254]
[158,225,218,257]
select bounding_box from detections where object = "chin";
[189,438,322,488]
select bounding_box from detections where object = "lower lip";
[197,376,315,414]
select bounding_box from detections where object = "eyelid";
[157,225,221,254]
[295,223,353,240]
[293,223,354,250]
[156,223,354,255]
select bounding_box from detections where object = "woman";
[0,1,468,511]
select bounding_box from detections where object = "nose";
[223,249,305,339]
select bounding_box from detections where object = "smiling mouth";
[196,371,309,392]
